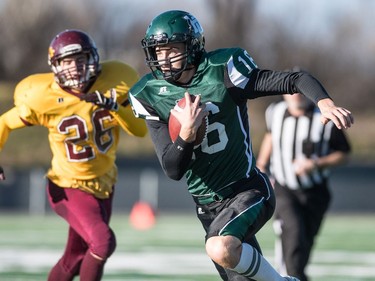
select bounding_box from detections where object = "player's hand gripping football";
[170,92,208,143]
[0,166,5,181]
[80,89,119,111]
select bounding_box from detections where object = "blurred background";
[0,0,374,214]
[0,1,374,280]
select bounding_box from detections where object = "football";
[168,95,208,145]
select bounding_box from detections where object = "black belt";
[192,169,258,205]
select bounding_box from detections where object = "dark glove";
[80,89,119,111]
[0,166,5,181]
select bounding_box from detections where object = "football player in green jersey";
[129,10,353,281]
[0,29,147,281]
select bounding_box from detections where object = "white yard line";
[1,249,375,278]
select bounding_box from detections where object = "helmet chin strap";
[163,63,185,82]
[166,66,196,85]
[165,72,182,83]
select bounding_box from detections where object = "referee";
[257,90,351,281]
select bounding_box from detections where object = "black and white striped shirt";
[265,101,351,189]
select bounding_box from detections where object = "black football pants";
[273,182,331,281]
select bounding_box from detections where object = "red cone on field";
[129,201,156,230]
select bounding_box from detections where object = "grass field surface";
[0,213,374,281]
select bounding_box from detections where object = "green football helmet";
[141,10,205,82]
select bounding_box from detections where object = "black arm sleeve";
[244,69,332,104]
[146,119,195,181]
[291,71,332,104]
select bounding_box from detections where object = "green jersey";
[130,47,331,201]
[130,47,261,198]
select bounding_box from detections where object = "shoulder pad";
[129,73,155,97]
[96,61,140,104]
[205,47,245,65]
[14,73,56,110]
